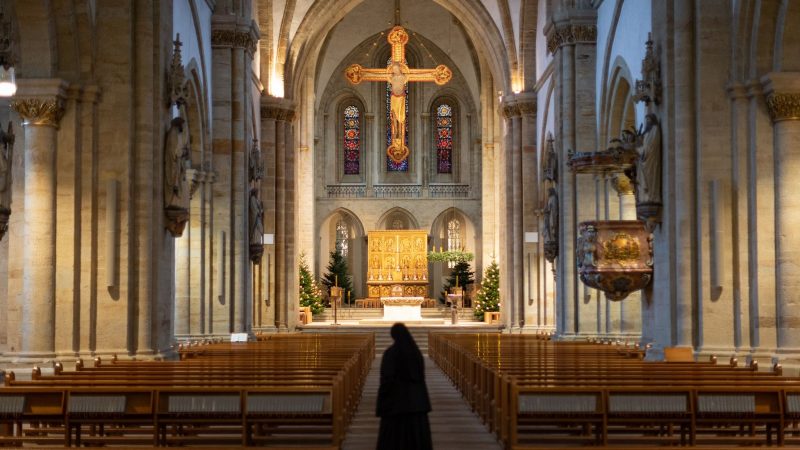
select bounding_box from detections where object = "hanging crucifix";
[345,25,452,164]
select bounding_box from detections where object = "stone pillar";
[261,96,296,331]
[211,14,258,333]
[763,73,800,354]
[500,99,518,329]
[10,80,66,358]
[546,14,597,336]
[517,93,538,328]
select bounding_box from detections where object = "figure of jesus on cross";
[345,26,453,164]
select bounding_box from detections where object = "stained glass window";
[436,103,453,173]
[447,219,461,268]
[387,59,409,172]
[343,105,360,175]
[336,220,349,256]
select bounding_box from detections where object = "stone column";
[500,99,518,329]
[546,10,597,337]
[517,93,537,328]
[763,73,800,354]
[261,96,296,331]
[10,80,66,358]
[211,15,258,333]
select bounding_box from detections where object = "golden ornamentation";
[11,98,65,128]
[610,174,635,195]
[578,220,653,301]
[344,25,452,164]
[602,232,641,263]
[210,29,256,54]
[765,93,800,123]
[367,230,429,298]
[546,24,597,54]
[381,297,424,306]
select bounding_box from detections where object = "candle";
[456,275,459,289]
[335,275,338,287]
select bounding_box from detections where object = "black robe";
[375,323,432,450]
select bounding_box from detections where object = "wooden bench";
[0,334,374,448]
[429,333,797,448]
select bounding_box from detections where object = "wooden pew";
[429,333,798,448]
[0,333,374,448]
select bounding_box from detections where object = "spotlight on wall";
[0,9,16,97]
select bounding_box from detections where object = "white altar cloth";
[380,296,424,321]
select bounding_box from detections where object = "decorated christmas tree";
[473,260,500,320]
[322,251,353,304]
[299,253,325,314]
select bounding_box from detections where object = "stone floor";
[342,355,502,450]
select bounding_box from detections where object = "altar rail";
[429,333,800,448]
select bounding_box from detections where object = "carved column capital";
[761,72,800,123]
[765,93,800,123]
[546,23,597,54]
[211,15,259,56]
[500,97,519,119]
[10,97,65,128]
[260,96,297,121]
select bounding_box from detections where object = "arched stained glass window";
[436,103,453,173]
[447,219,461,268]
[386,58,409,172]
[344,105,360,175]
[336,220,349,256]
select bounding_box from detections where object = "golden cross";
[345,26,452,164]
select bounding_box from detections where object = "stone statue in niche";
[542,187,559,262]
[635,113,662,206]
[164,116,191,207]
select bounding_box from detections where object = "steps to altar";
[308,306,483,325]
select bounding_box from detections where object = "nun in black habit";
[375,323,433,450]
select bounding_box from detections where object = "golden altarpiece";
[367,230,428,298]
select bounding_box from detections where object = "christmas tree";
[440,261,475,303]
[321,251,353,304]
[299,253,325,314]
[473,260,500,320]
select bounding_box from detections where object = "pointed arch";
[376,207,420,230]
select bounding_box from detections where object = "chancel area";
[1,0,800,447]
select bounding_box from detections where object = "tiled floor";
[342,356,502,450]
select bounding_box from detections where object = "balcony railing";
[325,185,366,198]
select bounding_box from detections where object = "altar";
[380,296,424,321]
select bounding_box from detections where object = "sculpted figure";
[164,116,190,206]
[635,114,662,204]
[543,187,559,245]
[249,188,264,247]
